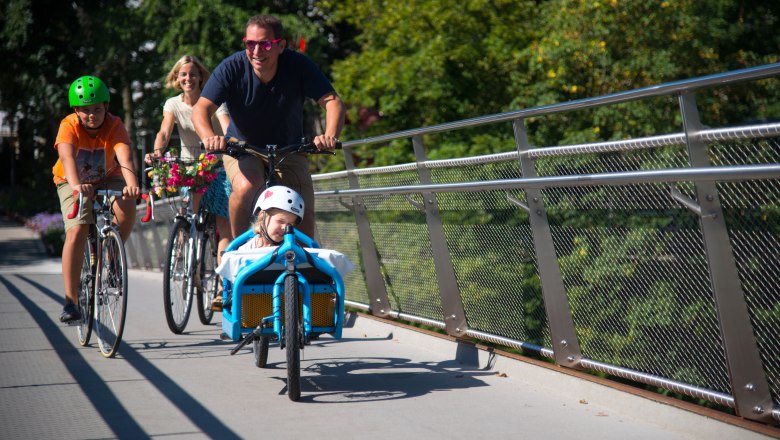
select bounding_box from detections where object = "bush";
[25,212,65,257]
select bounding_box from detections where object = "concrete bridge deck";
[0,219,776,439]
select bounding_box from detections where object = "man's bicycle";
[67,187,153,358]
[216,139,351,401]
[147,154,222,334]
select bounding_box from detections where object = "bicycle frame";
[221,227,346,342]
[217,139,346,400]
[148,152,223,333]
[67,188,152,356]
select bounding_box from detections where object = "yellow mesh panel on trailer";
[241,292,336,328]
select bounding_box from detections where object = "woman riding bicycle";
[146,55,233,309]
[53,75,140,322]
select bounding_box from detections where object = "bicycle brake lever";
[224,145,246,158]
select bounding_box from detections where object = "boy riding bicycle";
[53,75,140,322]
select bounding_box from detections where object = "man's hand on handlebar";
[313,134,340,152]
[201,135,226,152]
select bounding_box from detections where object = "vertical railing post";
[150,220,166,270]
[412,135,468,337]
[125,226,142,269]
[679,91,773,421]
[342,145,392,317]
[130,204,154,270]
[513,119,582,368]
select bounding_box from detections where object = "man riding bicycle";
[193,14,345,239]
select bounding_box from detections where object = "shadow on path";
[10,275,242,440]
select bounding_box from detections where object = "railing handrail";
[315,164,780,198]
[342,62,780,147]
[314,122,780,180]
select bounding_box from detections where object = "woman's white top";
[163,94,228,159]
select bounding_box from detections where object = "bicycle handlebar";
[67,189,154,223]
[207,138,342,159]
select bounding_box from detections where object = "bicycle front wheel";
[196,220,218,325]
[163,218,193,333]
[285,274,301,401]
[76,231,96,346]
[94,229,128,358]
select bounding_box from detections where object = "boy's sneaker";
[60,302,81,323]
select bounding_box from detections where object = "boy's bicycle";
[67,186,153,358]
[216,139,349,401]
[147,154,221,334]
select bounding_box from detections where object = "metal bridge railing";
[129,62,780,425]
[311,62,780,425]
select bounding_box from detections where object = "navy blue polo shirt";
[202,49,335,148]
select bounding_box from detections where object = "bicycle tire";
[253,335,269,368]
[285,274,301,401]
[94,229,128,358]
[196,220,218,325]
[76,231,96,346]
[163,218,193,334]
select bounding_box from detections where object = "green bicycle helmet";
[69,76,110,107]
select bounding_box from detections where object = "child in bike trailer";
[238,185,304,250]
[215,185,302,317]
[53,76,140,323]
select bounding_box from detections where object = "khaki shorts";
[57,177,126,231]
[223,153,314,217]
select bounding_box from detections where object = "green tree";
[325,0,780,165]
[0,0,349,214]
[326,0,538,165]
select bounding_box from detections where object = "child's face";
[74,103,107,129]
[263,210,299,243]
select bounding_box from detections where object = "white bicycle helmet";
[254,185,305,223]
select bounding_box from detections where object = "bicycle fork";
[186,220,203,297]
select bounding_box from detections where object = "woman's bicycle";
[67,186,153,358]
[147,154,222,334]
[216,139,350,401]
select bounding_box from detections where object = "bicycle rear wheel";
[285,274,301,401]
[163,218,193,333]
[94,229,128,358]
[196,220,218,325]
[76,231,96,346]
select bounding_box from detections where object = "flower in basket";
[147,153,176,198]
[170,153,219,194]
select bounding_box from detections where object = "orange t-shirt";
[52,112,131,185]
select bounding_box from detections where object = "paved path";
[0,218,776,439]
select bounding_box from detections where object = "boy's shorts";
[57,177,126,231]
[223,153,314,214]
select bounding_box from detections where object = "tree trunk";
[121,82,140,176]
